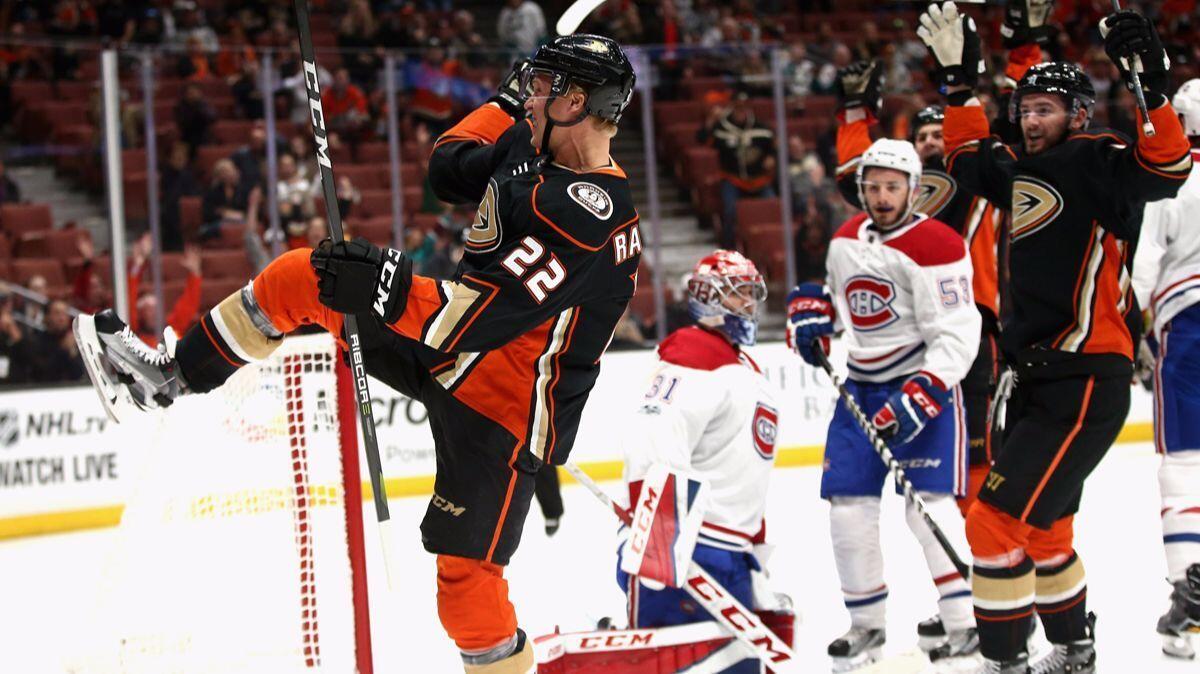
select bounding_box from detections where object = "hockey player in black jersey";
[74,35,641,673]
[917,2,1193,672]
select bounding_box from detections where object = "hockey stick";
[812,349,971,579]
[556,0,607,36]
[294,0,403,588]
[562,463,799,671]
[1110,0,1156,137]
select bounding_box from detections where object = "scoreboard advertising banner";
[0,342,1154,539]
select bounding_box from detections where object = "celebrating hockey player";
[787,136,981,669]
[74,34,641,674]
[918,2,1194,671]
[614,250,792,672]
[834,61,1001,520]
[1132,77,1200,660]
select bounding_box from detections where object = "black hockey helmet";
[523,34,636,125]
[911,105,945,138]
[1009,61,1096,126]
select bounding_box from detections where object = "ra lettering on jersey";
[386,103,641,466]
[943,101,1192,364]
[835,113,1000,320]
[826,213,981,387]
[622,326,778,552]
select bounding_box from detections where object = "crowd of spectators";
[2,0,1200,382]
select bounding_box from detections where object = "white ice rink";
[0,441,1194,673]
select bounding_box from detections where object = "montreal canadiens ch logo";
[845,275,899,331]
[752,403,778,460]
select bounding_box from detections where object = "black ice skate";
[983,653,1030,674]
[917,614,947,652]
[828,626,884,672]
[74,309,184,422]
[1031,612,1095,674]
[1157,565,1200,660]
[928,626,980,661]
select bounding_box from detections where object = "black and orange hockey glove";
[1101,10,1171,104]
[310,237,412,323]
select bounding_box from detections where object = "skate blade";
[831,647,885,673]
[853,649,924,673]
[73,313,137,424]
[1161,632,1196,660]
[918,635,948,653]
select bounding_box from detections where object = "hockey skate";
[1157,565,1200,660]
[74,309,184,423]
[1029,613,1095,674]
[928,626,979,662]
[982,653,1030,674]
[828,626,885,672]
[917,615,948,652]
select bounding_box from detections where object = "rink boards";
[0,341,1154,539]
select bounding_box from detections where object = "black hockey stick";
[294,0,402,585]
[1110,0,1156,137]
[813,348,971,579]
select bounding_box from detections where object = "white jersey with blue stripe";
[827,212,980,386]
[1133,150,1200,338]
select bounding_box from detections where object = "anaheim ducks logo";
[567,181,614,220]
[915,171,957,218]
[467,179,502,253]
[1010,177,1064,243]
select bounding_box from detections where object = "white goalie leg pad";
[1160,449,1200,582]
[830,496,887,629]
[905,493,974,631]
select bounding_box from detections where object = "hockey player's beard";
[1023,122,1069,155]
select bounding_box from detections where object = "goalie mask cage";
[69,334,373,674]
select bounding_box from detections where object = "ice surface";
[0,442,1193,672]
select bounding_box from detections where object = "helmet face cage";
[854,139,922,227]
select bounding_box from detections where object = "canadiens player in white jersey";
[786,138,981,669]
[617,250,791,673]
[1132,77,1200,660]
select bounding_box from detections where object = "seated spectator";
[448,9,486,68]
[403,225,456,279]
[176,83,216,158]
[170,3,219,53]
[696,88,777,248]
[0,159,21,204]
[408,39,460,137]
[0,292,33,385]
[276,152,316,230]
[128,242,203,347]
[161,141,201,250]
[320,68,369,141]
[338,0,381,90]
[201,159,253,240]
[176,34,213,80]
[497,0,546,57]
[231,59,265,119]
[27,299,84,384]
[335,175,361,219]
[230,124,267,194]
[19,274,48,329]
[216,19,256,79]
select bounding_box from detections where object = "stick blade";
[556,0,607,36]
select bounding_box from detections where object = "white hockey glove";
[917,1,984,90]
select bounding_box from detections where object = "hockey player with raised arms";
[613,250,792,672]
[787,136,981,670]
[918,1,1194,670]
[1132,78,1200,660]
[73,35,641,674]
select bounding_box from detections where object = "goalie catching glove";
[310,237,412,324]
[1100,9,1171,103]
[917,1,985,91]
[871,372,951,446]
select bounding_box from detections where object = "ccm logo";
[578,633,654,649]
[373,249,404,317]
[432,493,466,517]
[629,486,660,555]
[301,61,332,169]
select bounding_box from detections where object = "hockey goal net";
[69,334,373,674]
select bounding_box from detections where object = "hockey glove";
[871,372,951,446]
[785,283,835,367]
[836,60,884,116]
[917,1,985,91]
[1100,10,1171,103]
[488,58,530,120]
[310,237,413,324]
[1000,0,1055,49]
